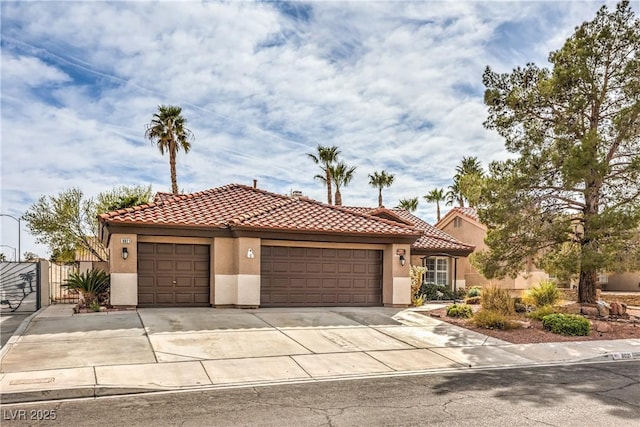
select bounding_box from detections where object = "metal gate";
[49,262,80,304]
[0,262,40,313]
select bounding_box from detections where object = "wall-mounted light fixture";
[399,255,406,266]
[396,248,406,266]
[247,248,255,259]
[122,247,129,260]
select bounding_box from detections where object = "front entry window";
[425,257,448,286]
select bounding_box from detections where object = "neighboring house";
[435,207,548,290]
[74,237,109,273]
[98,183,472,308]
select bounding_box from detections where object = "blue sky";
[0,0,631,258]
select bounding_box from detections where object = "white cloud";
[0,0,632,257]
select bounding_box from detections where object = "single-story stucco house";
[98,183,473,308]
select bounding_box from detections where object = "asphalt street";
[2,360,638,426]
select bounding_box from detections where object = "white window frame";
[425,257,449,286]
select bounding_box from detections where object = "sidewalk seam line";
[137,310,159,363]
[199,360,215,386]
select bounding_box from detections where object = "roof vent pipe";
[253,179,257,189]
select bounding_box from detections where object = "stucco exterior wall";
[606,272,640,292]
[438,215,548,290]
[383,243,411,307]
[108,233,413,308]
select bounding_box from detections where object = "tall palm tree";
[330,162,356,206]
[145,105,194,194]
[446,156,484,207]
[424,188,445,221]
[445,181,464,207]
[307,145,340,204]
[456,156,483,177]
[397,197,419,212]
[368,170,395,207]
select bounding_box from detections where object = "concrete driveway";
[0,305,510,376]
[2,304,640,402]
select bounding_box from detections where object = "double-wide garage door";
[138,243,210,307]
[261,246,383,307]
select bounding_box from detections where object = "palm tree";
[308,145,341,204]
[447,156,484,207]
[424,188,445,221]
[456,156,483,177]
[145,105,194,194]
[445,181,464,207]
[368,170,395,207]
[397,197,418,212]
[330,162,356,206]
[19,271,36,293]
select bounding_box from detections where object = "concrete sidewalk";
[1,304,639,403]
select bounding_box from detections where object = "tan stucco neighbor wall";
[607,272,640,292]
[438,215,548,290]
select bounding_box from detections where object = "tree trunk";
[170,146,178,194]
[378,188,383,207]
[335,189,342,206]
[325,168,332,205]
[578,269,598,304]
[436,202,441,222]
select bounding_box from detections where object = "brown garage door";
[138,243,210,307]
[261,246,382,307]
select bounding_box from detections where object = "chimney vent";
[253,179,257,189]
[292,190,303,198]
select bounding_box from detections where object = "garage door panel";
[175,260,193,271]
[156,244,174,255]
[261,246,382,307]
[137,243,210,307]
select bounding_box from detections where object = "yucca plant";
[63,268,110,307]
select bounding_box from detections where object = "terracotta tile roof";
[100,184,421,238]
[342,207,474,253]
[437,206,481,227]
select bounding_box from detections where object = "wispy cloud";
[0,0,627,257]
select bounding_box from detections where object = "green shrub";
[464,296,482,305]
[525,281,560,307]
[473,310,520,330]
[542,314,590,336]
[466,286,482,298]
[63,268,110,307]
[446,304,473,318]
[420,284,465,301]
[528,305,557,320]
[480,284,515,315]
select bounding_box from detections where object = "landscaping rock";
[563,303,581,315]
[609,302,627,316]
[581,306,599,317]
[596,322,613,333]
[597,301,610,317]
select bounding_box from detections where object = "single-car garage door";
[138,243,210,307]
[261,246,382,307]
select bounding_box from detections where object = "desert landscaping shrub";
[446,304,473,318]
[542,314,590,336]
[466,286,482,298]
[473,310,520,330]
[528,305,557,321]
[410,265,427,306]
[63,268,110,307]
[525,281,560,307]
[514,302,528,313]
[464,296,482,305]
[480,284,515,315]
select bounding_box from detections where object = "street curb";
[0,309,43,361]
[2,357,639,404]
